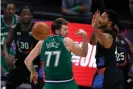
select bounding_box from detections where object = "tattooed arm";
[93,29,113,48]
[90,32,97,45]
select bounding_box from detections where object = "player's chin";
[7,15,14,18]
[23,21,30,24]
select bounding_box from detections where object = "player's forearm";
[93,29,105,46]
[4,41,10,56]
[81,33,88,56]
[25,60,36,73]
[128,44,133,60]
[25,42,42,72]
[29,64,36,73]
[90,32,97,45]
[129,48,133,62]
[4,27,15,56]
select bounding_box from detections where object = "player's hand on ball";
[30,71,38,85]
[75,29,87,36]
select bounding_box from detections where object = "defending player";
[4,6,43,89]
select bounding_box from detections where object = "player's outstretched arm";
[4,25,16,69]
[91,10,113,48]
[64,29,88,57]
[90,32,97,45]
[4,25,16,56]
[24,41,43,72]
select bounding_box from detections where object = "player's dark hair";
[104,9,124,33]
[51,18,68,34]
[20,5,34,15]
[3,4,16,9]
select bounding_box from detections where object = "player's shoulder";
[1,15,4,23]
[103,33,113,39]
[15,14,20,23]
[118,35,127,43]
[63,37,74,51]
[1,15,3,18]
[10,23,21,34]
[63,37,74,48]
[37,41,44,49]
[63,37,73,43]
[125,38,132,45]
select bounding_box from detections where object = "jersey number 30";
[45,51,61,67]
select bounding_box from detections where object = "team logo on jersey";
[0,32,8,36]
[52,38,55,41]
[1,27,6,30]
[121,40,125,44]
[17,32,21,35]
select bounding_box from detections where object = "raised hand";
[75,29,87,36]
[92,10,100,28]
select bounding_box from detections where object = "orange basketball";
[32,22,50,40]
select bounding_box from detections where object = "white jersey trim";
[45,78,73,83]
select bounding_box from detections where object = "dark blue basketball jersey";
[115,35,130,79]
[115,35,129,66]
[13,23,40,67]
[95,30,117,69]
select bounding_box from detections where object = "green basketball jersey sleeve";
[1,15,18,73]
[1,14,18,49]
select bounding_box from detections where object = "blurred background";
[1,0,133,24]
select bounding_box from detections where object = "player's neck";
[20,22,32,32]
[3,15,13,26]
[52,34,59,36]
[3,15,13,20]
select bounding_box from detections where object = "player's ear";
[55,29,60,35]
[107,21,112,27]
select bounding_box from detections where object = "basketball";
[32,22,50,40]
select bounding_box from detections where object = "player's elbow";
[24,59,27,65]
[24,58,30,66]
